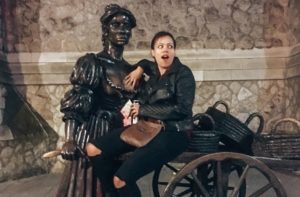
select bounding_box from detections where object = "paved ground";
[0,170,299,197]
[0,173,60,197]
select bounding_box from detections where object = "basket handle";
[245,112,264,135]
[271,118,300,133]
[193,113,215,130]
[212,100,230,114]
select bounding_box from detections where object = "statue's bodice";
[94,54,136,111]
[61,52,137,124]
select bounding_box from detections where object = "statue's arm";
[60,53,101,160]
[124,59,156,89]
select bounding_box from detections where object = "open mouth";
[161,55,169,59]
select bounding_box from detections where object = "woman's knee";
[113,176,126,188]
[86,143,102,156]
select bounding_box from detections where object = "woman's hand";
[123,101,140,126]
[130,102,140,118]
[124,66,144,90]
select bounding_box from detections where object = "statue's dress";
[57,52,137,197]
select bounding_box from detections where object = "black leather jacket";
[137,57,196,132]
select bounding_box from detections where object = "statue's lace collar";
[96,52,124,64]
[96,52,136,94]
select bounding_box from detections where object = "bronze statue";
[57,4,138,196]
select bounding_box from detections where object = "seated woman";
[85,31,196,196]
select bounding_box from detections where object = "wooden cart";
[151,114,300,197]
[152,151,300,197]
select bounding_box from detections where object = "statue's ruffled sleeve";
[60,53,101,123]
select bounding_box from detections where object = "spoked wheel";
[152,155,246,197]
[163,152,287,197]
[152,163,185,197]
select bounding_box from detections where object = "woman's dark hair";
[150,31,176,49]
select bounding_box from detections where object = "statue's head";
[100,4,136,49]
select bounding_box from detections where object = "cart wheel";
[163,152,287,197]
[153,160,246,197]
[153,163,189,197]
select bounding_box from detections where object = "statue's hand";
[124,66,144,91]
[61,140,79,160]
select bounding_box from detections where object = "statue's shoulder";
[70,53,102,84]
[94,51,116,65]
[75,53,98,67]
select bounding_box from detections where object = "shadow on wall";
[0,0,59,182]
[0,84,59,182]
[0,59,59,182]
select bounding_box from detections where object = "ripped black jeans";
[89,127,189,197]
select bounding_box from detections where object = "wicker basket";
[188,113,220,153]
[253,118,300,160]
[205,100,264,154]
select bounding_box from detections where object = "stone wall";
[0,0,60,182]
[195,78,300,132]
[0,0,4,51]
[0,0,300,181]
[0,83,58,182]
[2,0,300,52]
[19,78,299,137]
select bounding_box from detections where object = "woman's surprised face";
[151,35,175,69]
